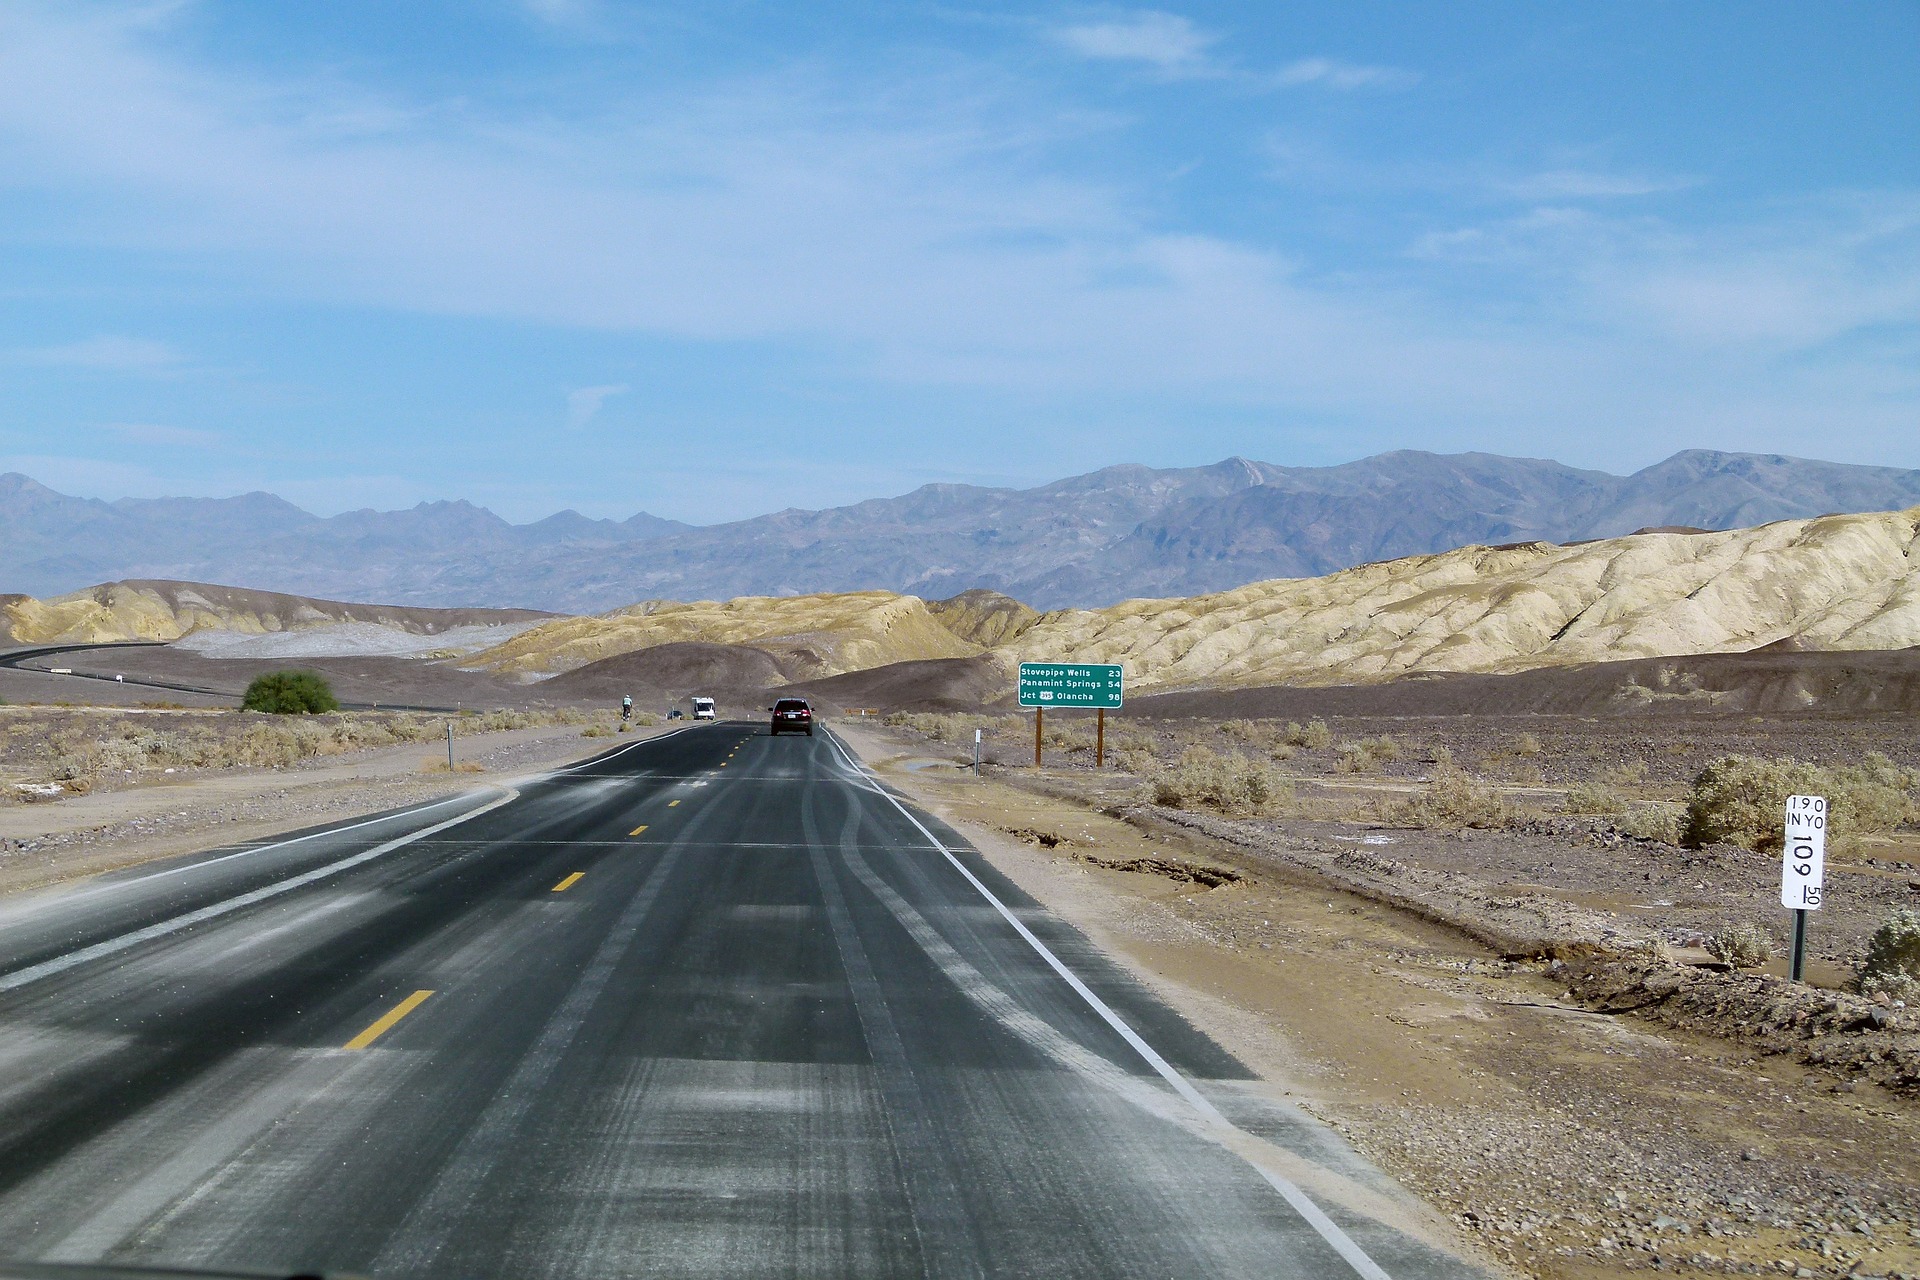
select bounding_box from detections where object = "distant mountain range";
[6,449,1920,611]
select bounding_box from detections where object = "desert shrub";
[1384,759,1519,829]
[582,724,612,738]
[1564,778,1626,815]
[1621,804,1684,844]
[1513,732,1544,757]
[242,670,339,715]
[1681,753,1917,851]
[1147,746,1293,816]
[1856,909,1920,1002]
[1283,718,1332,750]
[1115,745,1157,773]
[887,711,1005,746]
[1706,923,1774,968]
[1335,734,1401,773]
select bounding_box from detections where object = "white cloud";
[103,422,222,448]
[1053,12,1214,70]
[566,383,629,427]
[1501,168,1694,201]
[0,5,1910,473]
[12,334,183,373]
[1270,57,1416,91]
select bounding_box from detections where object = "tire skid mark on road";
[800,765,983,1280]
[820,730,1398,1280]
[369,830,693,1272]
[0,789,520,997]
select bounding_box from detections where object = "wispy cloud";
[1501,168,1695,201]
[1052,11,1214,70]
[11,334,183,373]
[0,4,1911,488]
[566,383,629,427]
[1269,57,1416,91]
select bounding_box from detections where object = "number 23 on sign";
[1780,793,1825,910]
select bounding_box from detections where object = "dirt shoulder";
[0,721,666,897]
[836,723,1920,1280]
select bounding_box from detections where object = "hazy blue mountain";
[4,450,1918,611]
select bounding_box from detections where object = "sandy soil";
[0,721,663,897]
[838,722,1920,1280]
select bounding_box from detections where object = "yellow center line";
[629,824,649,836]
[667,800,680,807]
[344,990,434,1051]
[552,871,585,892]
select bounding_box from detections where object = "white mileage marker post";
[1781,794,1827,983]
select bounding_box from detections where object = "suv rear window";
[774,699,810,712]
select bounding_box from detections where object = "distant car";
[770,697,814,736]
[691,696,716,720]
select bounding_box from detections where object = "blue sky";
[0,2,1915,523]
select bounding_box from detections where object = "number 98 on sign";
[1780,794,1825,911]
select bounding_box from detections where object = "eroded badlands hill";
[1006,506,1920,691]
[465,591,981,682]
[15,509,1920,698]
[0,580,550,649]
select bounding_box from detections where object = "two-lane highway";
[0,723,1482,1277]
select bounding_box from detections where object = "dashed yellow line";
[629,824,649,836]
[344,990,434,1050]
[667,800,680,807]
[552,871,585,892]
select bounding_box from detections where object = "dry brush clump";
[1680,752,1917,851]
[1856,909,1920,1003]
[1334,734,1401,774]
[1383,757,1524,829]
[1145,745,1294,817]
[883,711,1014,746]
[1706,923,1774,968]
[1284,719,1332,750]
[22,707,592,792]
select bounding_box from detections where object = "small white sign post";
[1781,794,1826,982]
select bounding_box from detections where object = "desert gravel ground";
[843,720,1920,1280]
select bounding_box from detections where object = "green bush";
[1681,753,1916,851]
[241,670,339,715]
[1857,909,1920,1002]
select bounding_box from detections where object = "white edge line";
[0,788,520,996]
[822,730,1395,1280]
[87,791,484,891]
[41,723,697,898]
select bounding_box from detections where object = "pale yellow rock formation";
[466,591,982,679]
[1005,508,1920,690]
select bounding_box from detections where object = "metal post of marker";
[446,723,455,773]
[1096,708,1105,769]
[1781,794,1826,984]
[1034,706,1044,768]
[973,728,982,776]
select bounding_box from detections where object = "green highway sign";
[1018,662,1124,709]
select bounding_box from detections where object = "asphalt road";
[0,642,462,713]
[0,723,1481,1278]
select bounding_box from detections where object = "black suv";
[770,698,814,736]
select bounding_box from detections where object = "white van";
[691,696,716,720]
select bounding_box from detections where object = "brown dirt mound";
[776,654,1010,713]
[538,641,791,710]
[1124,646,1920,720]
